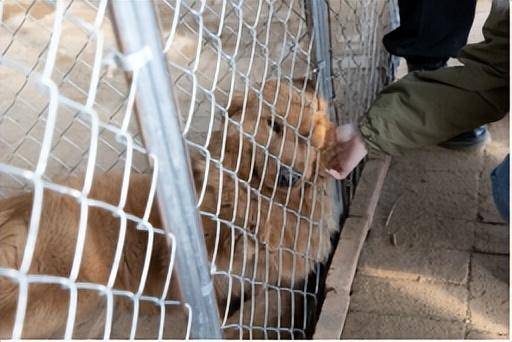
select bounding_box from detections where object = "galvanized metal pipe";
[109,1,222,338]
[305,0,344,221]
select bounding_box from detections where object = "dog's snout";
[277,167,301,187]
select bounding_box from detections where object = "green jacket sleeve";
[360,0,509,156]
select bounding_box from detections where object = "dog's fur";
[0,80,336,338]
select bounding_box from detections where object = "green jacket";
[359,0,509,155]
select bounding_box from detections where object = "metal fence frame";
[109,1,222,338]
[0,0,397,339]
[110,0,397,337]
[305,0,344,227]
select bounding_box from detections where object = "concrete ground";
[341,0,510,339]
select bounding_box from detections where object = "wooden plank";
[313,155,391,339]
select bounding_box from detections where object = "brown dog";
[0,79,337,338]
[0,174,193,338]
[198,79,338,337]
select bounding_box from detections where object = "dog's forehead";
[262,81,316,128]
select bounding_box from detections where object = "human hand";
[324,124,368,180]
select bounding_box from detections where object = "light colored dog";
[199,79,338,338]
[0,79,337,338]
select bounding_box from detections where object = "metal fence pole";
[388,0,401,83]
[109,1,222,339]
[305,0,344,221]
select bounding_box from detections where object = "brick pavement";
[341,117,509,340]
[341,1,509,338]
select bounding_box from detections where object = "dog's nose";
[277,166,301,187]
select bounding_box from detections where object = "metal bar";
[306,0,336,122]
[387,0,401,83]
[109,1,222,339]
[305,0,344,221]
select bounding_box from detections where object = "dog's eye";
[267,118,282,134]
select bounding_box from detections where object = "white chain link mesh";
[0,0,395,339]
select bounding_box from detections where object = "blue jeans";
[491,154,509,223]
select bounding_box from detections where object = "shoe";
[407,60,447,72]
[439,126,488,150]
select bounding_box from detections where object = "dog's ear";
[311,112,336,150]
[293,77,333,148]
[293,77,329,113]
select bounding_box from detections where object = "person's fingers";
[322,147,341,169]
[326,155,344,172]
[326,144,349,168]
[325,147,362,178]
[323,124,368,181]
[325,152,340,170]
[326,164,352,180]
[326,158,346,178]
[326,168,345,180]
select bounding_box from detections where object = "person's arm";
[325,0,509,179]
[360,0,509,156]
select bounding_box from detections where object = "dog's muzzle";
[277,166,302,187]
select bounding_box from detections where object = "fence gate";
[0,0,397,339]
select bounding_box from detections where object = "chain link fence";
[0,0,396,339]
